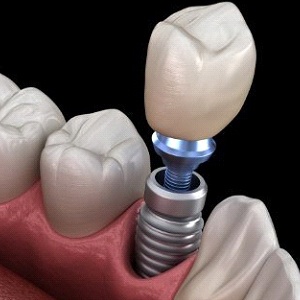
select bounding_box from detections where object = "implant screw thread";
[164,168,193,191]
[135,203,204,278]
[152,133,216,192]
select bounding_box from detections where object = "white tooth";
[175,196,283,300]
[245,249,300,300]
[145,2,256,140]
[0,75,66,203]
[40,109,150,238]
[0,74,20,104]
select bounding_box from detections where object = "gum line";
[0,182,195,299]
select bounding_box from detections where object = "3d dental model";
[1,2,300,300]
[135,3,256,277]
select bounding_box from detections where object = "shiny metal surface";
[135,168,207,278]
[144,167,207,218]
[135,203,204,278]
[152,132,215,191]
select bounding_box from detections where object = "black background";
[0,1,298,267]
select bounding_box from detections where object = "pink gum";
[0,263,54,299]
[0,181,195,299]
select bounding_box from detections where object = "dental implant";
[134,2,256,278]
[135,134,215,278]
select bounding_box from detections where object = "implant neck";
[144,167,207,218]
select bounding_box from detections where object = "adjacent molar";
[145,2,256,140]
[175,196,300,300]
[0,74,65,203]
[0,73,19,105]
[40,109,150,238]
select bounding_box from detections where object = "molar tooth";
[0,74,20,105]
[0,74,65,203]
[40,109,150,238]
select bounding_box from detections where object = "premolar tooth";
[145,2,256,140]
[175,196,284,300]
[244,249,300,300]
[0,75,66,203]
[40,109,150,238]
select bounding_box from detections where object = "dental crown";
[145,2,256,141]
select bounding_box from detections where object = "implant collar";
[144,167,207,218]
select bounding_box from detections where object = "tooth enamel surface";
[175,196,300,300]
[0,75,66,203]
[245,249,300,300]
[145,2,256,140]
[0,74,20,104]
[41,109,150,238]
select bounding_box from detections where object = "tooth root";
[0,76,66,203]
[175,196,280,300]
[41,109,150,238]
[144,2,256,140]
